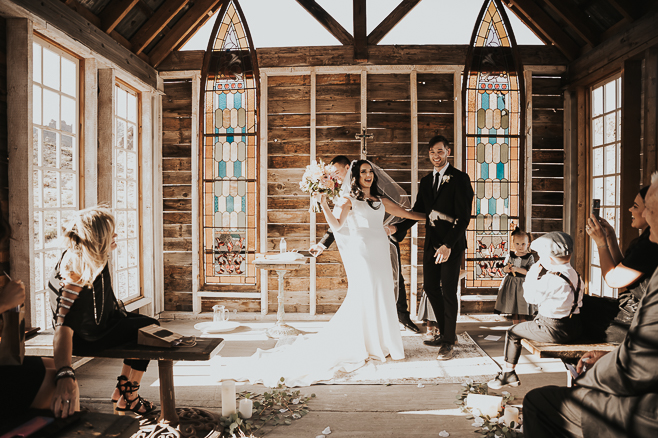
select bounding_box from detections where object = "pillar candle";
[239,398,253,419]
[221,380,237,417]
[466,393,502,418]
[503,405,519,426]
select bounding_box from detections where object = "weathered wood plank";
[163,224,193,238]
[163,185,192,198]
[532,205,563,218]
[532,178,564,192]
[533,150,564,163]
[163,199,192,211]
[163,238,193,251]
[164,291,193,311]
[162,158,192,172]
[162,171,191,185]
[163,212,192,224]
[531,219,564,233]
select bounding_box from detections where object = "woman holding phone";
[583,186,658,342]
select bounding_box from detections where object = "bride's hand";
[312,192,327,204]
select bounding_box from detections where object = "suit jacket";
[575,266,658,437]
[397,164,473,256]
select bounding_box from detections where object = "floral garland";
[456,380,524,438]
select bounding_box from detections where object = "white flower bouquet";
[299,160,343,212]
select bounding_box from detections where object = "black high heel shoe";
[116,381,156,416]
[111,375,129,415]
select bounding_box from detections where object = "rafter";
[501,0,552,46]
[367,0,422,45]
[100,0,140,34]
[295,0,354,46]
[353,0,367,60]
[148,0,222,68]
[606,0,641,21]
[544,0,600,47]
[504,0,580,61]
[130,0,191,54]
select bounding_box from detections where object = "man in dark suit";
[522,173,658,438]
[309,155,421,333]
[396,135,474,360]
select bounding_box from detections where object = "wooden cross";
[355,127,373,159]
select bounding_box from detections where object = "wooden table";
[254,259,307,339]
[95,337,225,437]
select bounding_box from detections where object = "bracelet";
[55,366,76,382]
[597,244,609,249]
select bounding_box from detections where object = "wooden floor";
[74,318,566,437]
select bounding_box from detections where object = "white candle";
[221,380,237,417]
[503,406,519,427]
[239,398,253,419]
[466,393,502,418]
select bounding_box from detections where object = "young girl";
[495,227,536,323]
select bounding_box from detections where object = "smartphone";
[565,363,579,380]
[592,199,601,219]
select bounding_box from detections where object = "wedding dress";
[214,195,404,387]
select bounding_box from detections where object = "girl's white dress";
[214,196,404,387]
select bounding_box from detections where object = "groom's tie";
[432,173,440,198]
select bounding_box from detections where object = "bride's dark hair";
[350,160,382,209]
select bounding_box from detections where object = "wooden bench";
[521,339,617,386]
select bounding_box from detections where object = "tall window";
[463,0,524,289]
[32,39,79,328]
[589,77,621,298]
[113,83,141,302]
[201,0,258,285]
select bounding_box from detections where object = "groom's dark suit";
[397,164,473,344]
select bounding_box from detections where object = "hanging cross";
[355,127,373,159]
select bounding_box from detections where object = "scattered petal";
[292,413,301,419]
[292,398,300,404]
[417,383,425,388]
[490,417,499,424]
[279,409,287,413]
[322,427,332,435]
[502,391,510,397]
[439,431,450,437]
[315,436,326,438]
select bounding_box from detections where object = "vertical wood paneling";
[0,17,9,304]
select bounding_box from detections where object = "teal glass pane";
[214,196,218,213]
[219,93,227,109]
[489,197,496,213]
[234,160,242,177]
[476,198,481,214]
[234,92,242,109]
[481,162,489,178]
[482,92,489,109]
[218,161,226,177]
[227,196,234,213]
[497,162,505,179]
[242,197,246,212]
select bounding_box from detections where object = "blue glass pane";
[227,196,234,213]
[242,197,246,212]
[218,161,226,177]
[498,94,505,110]
[489,197,496,214]
[234,92,242,109]
[219,93,227,109]
[476,198,481,214]
[497,162,505,179]
[505,198,509,208]
[481,92,489,110]
[227,127,234,143]
[489,130,496,144]
[234,160,242,177]
[214,196,218,213]
[481,162,489,179]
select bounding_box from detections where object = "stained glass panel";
[464,0,524,288]
[202,0,258,285]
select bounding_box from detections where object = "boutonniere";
[441,174,452,185]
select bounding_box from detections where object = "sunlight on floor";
[399,409,467,416]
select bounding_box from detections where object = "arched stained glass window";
[201,0,259,285]
[463,0,525,289]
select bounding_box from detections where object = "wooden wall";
[0,16,8,285]
[162,79,194,311]
[531,74,565,233]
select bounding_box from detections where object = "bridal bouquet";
[299,160,343,213]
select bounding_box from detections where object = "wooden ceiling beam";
[501,0,553,46]
[100,0,140,34]
[367,0,422,45]
[172,0,223,52]
[606,0,641,21]
[148,0,222,68]
[504,0,580,61]
[295,0,354,46]
[543,0,600,47]
[130,0,191,54]
[353,0,367,60]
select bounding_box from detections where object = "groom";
[396,135,474,360]
[308,155,421,334]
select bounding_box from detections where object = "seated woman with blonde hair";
[49,206,158,417]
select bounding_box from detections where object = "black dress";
[580,227,658,343]
[48,255,158,371]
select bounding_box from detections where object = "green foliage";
[456,380,524,438]
[219,378,316,437]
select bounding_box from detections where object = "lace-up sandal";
[112,375,129,415]
[116,381,156,416]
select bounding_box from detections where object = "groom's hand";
[384,225,396,236]
[434,245,451,264]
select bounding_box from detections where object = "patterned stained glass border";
[201,0,258,285]
[464,0,524,289]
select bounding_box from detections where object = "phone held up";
[592,198,601,220]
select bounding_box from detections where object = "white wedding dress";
[214,196,404,387]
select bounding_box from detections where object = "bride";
[215,160,425,387]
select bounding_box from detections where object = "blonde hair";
[61,206,115,286]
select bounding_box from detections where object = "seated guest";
[488,232,583,389]
[523,174,658,438]
[581,185,658,343]
[0,207,57,419]
[48,206,158,418]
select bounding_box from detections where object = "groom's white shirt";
[432,163,450,192]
